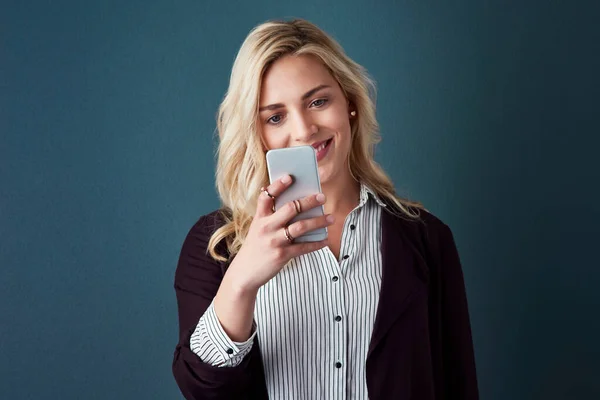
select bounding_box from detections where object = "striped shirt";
[191,184,386,399]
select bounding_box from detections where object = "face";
[259,54,354,186]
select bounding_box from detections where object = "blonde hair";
[208,18,424,262]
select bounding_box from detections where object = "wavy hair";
[208,18,424,262]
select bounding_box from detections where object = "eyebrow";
[259,84,331,112]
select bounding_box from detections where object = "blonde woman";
[172,19,478,400]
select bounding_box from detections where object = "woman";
[172,19,478,400]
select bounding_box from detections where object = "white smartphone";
[266,145,328,243]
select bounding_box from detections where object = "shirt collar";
[359,183,387,208]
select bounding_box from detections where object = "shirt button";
[226,348,234,355]
[343,255,349,260]
[335,315,342,322]
[350,224,356,230]
[335,362,342,368]
[332,276,339,282]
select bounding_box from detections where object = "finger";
[256,174,293,217]
[287,214,335,240]
[287,239,330,258]
[271,192,326,225]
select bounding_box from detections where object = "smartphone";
[266,145,328,243]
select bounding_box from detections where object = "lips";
[313,138,333,162]
[311,138,331,151]
[314,140,328,152]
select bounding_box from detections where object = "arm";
[435,222,479,399]
[173,180,332,399]
[190,301,256,367]
[171,213,268,400]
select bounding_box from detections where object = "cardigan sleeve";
[435,222,480,399]
[171,213,268,400]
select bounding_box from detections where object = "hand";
[227,174,334,292]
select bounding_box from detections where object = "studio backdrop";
[2,1,599,399]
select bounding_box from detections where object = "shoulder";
[386,204,453,239]
[185,209,228,239]
[178,209,229,264]
[385,205,457,260]
[418,208,454,239]
[191,209,228,234]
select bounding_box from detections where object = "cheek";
[329,117,352,148]
[261,130,286,150]
[321,109,351,136]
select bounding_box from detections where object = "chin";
[317,145,347,187]
[317,167,329,185]
[317,165,336,187]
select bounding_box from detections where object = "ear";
[347,99,357,117]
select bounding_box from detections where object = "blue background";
[3,1,599,398]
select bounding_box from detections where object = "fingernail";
[281,175,291,184]
[326,214,335,223]
[316,193,326,203]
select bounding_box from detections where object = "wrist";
[223,262,260,298]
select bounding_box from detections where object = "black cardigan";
[172,205,479,399]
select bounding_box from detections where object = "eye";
[310,98,328,108]
[267,114,283,125]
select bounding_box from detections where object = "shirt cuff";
[190,301,256,367]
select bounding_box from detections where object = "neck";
[321,172,361,216]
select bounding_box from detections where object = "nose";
[290,111,317,143]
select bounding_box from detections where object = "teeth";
[316,140,328,152]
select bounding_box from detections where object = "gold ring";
[293,199,302,215]
[284,226,294,244]
[260,186,275,200]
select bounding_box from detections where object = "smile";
[312,138,333,162]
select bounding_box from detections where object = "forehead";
[260,54,338,102]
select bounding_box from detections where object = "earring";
[350,110,356,117]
